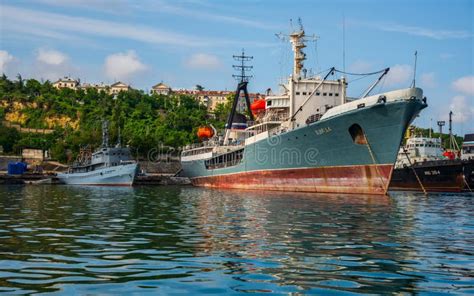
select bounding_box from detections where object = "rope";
[402,146,428,196]
[463,173,472,192]
[334,68,387,76]
[364,133,388,194]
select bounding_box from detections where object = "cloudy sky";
[0,0,473,134]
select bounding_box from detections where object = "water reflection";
[0,185,472,294]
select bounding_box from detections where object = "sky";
[0,0,473,134]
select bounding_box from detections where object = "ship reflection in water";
[0,186,472,294]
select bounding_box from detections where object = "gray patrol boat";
[57,121,137,186]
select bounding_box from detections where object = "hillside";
[0,75,465,163]
[0,75,230,162]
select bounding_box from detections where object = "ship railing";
[268,125,288,137]
[183,139,245,152]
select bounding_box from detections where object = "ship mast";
[276,19,318,128]
[223,49,254,145]
[276,18,317,79]
[101,120,109,148]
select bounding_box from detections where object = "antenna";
[298,17,303,31]
[429,118,432,138]
[449,111,453,149]
[232,49,253,83]
[411,50,417,88]
[437,120,445,146]
[342,13,346,75]
[101,120,109,148]
[116,125,121,148]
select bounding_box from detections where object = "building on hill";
[22,148,49,163]
[151,82,172,95]
[110,81,130,94]
[80,82,108,93]
[173,89,263,112]
[52,77,79,90]
[173,90,230,111]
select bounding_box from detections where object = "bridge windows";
[205,149,244,170]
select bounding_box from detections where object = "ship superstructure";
[390,132,464,192]
[180,22,427,195]
[394,136,444,169]
[57,121,137,186]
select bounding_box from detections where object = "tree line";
[0,75,231,163]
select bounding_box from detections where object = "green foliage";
[0,76,222,162]
[0,124,21,153]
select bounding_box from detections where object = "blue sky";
[0,0,473,134]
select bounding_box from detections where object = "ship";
[57,121,137,186]
[180,22,427,195]
[461,133,474,190]
[389,133,464,192]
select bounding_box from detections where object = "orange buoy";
[250,99,266,115]
[197,126,214,139]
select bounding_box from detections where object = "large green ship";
[180,23,427,195]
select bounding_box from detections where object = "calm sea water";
[0,185,473,295]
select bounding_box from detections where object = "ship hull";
[56,163,137,186]
[192,164,393,195]
[462,159,474,191]
[181,99,426,195]
[389,160,464,192]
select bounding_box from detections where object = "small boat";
[461,133,474,190]
[56,121,137,186]
[389,129,464,192]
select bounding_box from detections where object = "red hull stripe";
[192,164,393,195]
[63,184,132,187]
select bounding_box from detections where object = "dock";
[0,173,190,186]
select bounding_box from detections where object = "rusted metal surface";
[191,164,393,195]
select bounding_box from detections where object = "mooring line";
[364,134,388,194]
[463,173,472,192]
[402,147,428,196]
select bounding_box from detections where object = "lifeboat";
[250,99,266,115]
[197,126,214,139]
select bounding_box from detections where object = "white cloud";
[31,48,76,81]
[0,50,14,73]
[0,4,272,48]
[420,72,436,88]
[348,59,373,73]
[452,76,474,96]
[439,53,454,59]
[149,1,279,30]
[104,50,147,81]
[185,53,222,70]
[34,0,278,30]
[36,48,68,65]
[352,20,472,40]
[448,96,474,123]
[385,64,413,87]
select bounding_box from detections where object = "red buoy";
[197,126,214,139]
